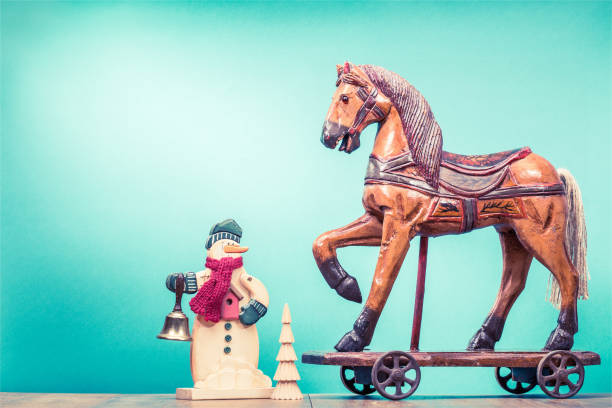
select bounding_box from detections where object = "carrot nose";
[224,245,249,253]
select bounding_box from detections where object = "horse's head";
[321,62,391,153]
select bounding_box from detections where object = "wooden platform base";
[302,350,601,367]
[176,387,274,400]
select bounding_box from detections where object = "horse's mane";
[359,65,443,188]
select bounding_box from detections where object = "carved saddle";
[365,146,565,232]
[438,147,532,198]
[366,146,564,199]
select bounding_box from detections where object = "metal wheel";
[495,367,536,394]
[340,366,376,395]
[537,350,585,399]
[371,351,420,400]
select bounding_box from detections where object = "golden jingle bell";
[157,274,192,341]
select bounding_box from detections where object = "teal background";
[1,0,610,396]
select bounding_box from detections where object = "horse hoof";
[334,330,366,352]
[544,327,573,351]
[336,276,362,303]
[318,257,361,302]
[466,328,495,351]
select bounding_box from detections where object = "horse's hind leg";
[313,213,383,303]
[468,229,533,350]
[512,201,579,350]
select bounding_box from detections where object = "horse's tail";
[547,168,589,308]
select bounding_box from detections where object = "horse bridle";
[347,87,387,135]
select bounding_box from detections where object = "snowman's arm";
[195,269,211,289]
[240,274,269,307]
[166,270,208,294]
[238,274,269,326]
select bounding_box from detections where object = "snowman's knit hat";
[205,219,242,249]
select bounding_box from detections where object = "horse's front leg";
[335,213,421,352]
[313,213,383,303]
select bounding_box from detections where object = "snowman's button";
[225,335,232,342]
[224,323,232,330]
[224,347,231,354]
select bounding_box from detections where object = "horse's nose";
[321,120,349,148]
[321,121,335,147]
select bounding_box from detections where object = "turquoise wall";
[2,0,610,396]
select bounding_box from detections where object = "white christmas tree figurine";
[271,303,303,400]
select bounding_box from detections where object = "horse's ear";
[344,61,350,74]
[336,64,343,76]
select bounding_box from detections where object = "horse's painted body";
[313,63,588,353]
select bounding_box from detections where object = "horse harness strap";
[461,198,478,233]
[365,154,566,233]
[348,87,385,135]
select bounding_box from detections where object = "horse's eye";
[341,95,349,104]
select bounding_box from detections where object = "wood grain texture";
[0,393,310,408]
[312,393,612,407]
[1,393,611,407]
[302,351,601,368]
[0,393,118,407]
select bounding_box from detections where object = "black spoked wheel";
[340,366,376,395]
[371,351,420,400]
[537,350,585,399]
[495,367,537,394]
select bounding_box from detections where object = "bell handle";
[173,273,185,312]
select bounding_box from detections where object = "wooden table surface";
[1,393,611,407]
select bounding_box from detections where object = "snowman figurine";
[166,219,273,399]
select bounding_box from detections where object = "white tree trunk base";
[271,381,303,400]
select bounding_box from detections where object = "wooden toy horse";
[313,62,588,353]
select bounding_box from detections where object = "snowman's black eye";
[341,95,349,103]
